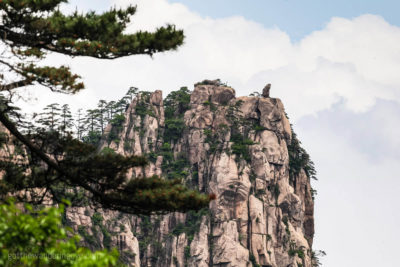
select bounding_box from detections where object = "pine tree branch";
[0,112,62,173]
[0,79,32,91]
[0,112,112,204]
[0,112,210,214]
[0,2,212,214]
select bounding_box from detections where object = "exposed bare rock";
[66,207,92,231]
[189,216,210,267]
[59,82,315,267]
[262,83,271,98]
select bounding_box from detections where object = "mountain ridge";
[64,81,315,267]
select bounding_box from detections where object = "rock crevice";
[65,82,315,267]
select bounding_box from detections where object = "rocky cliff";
[64,81,315,267]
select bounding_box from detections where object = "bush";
[101,147,116,155]
[164,118,185,142]
[163,87,191,142]
[92,212,103,225]
[0,199,120,266]
[111,114,125,127]
[249,253,261,267]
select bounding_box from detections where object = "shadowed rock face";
[63,82,315,267]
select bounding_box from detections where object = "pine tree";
[96,100,108,134]
[59,104,73,136]
[105,100,116,121]
[0,1,213,214]
[82,109,102,146]
[36,103,61,131]
[124,86,139,102]
[114,98,129,115]
[74,108,86,140]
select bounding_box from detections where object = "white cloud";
[16,0,400,121]
[296,103,400,266]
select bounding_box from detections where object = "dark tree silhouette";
[0,1,213,214]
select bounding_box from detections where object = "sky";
[17,1,400,266]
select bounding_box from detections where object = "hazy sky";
[22,1,400,266]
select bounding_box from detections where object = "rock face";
[64,82,315,267]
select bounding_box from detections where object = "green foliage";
[104,107,126,146]
[88,212,111,249]
[255,189,265,199]
[163,87,191,142]
[310,187,317,200]
[110,114,125,127]
[230,133,254,162]
[0,1,184,63]
[136,216,162,260]
[0,132,7,147]
[164,87,191,119]
[202,97,217,111]
[252,124,267,132]
[282,215,288,226]
[226,100,244,128]
[184,246,191,259]
[282,215,291,237]
[311,250,326,267]
[135,92,154,118]
[297,249,305,259]
[164,118,186,142]
[0,199,120,267]
[287,126,317,181]
[60,104,74,136]
[121,176,212,214]
[162,153,190,180]
[171,208,209,242]
[101,147,116,155]
[159,88,193,180]
[268,184,280,202]
[0,131,211,214]
[249,253,261,267]
[82,130,101,146]
[203,126,227,154]
[146,151,158,163]
[92,212,103,225]
[77,225,97,247]
[20,64,84,93]
[36,103,61,131]
[0,0,209,217]
[160,142,173,161]
[288,241,304,259]
[194,79,222,87]
[101,226,112,250]
[238,233,245,242]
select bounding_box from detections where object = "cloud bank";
[107,0,400,119]
[21,0,400,121]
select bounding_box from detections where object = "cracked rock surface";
[64,83,315,267]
